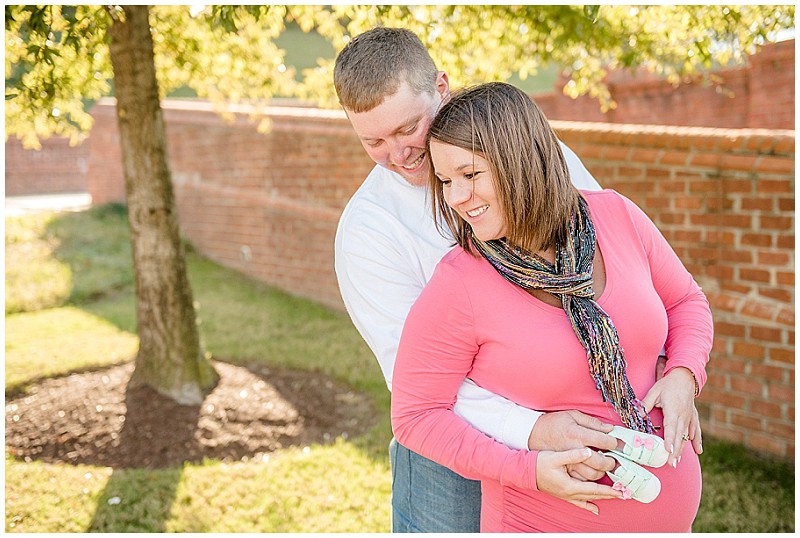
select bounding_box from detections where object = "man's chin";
[395,166,429,187]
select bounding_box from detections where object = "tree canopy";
[6,5,296,148]
[6,4,795,148]
[297,5,795,108]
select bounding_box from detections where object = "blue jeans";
[389,438,481,533]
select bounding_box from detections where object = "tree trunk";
[107,5,218,405]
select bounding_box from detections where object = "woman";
[391,82,713,532]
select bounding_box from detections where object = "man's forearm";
[453,378,542,451]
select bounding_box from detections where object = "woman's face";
[429,140,507,242]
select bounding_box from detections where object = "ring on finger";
[681,433,690,441]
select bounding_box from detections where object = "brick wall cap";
[93,97,346,121]
[550,119,794,139]
[92,97,794,141]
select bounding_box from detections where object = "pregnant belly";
[481,443,701,533]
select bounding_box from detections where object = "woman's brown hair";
[427,82,580,254]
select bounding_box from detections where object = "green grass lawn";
[5,206,794,532]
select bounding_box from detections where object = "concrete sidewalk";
[4,192,92,216]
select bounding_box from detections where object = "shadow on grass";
[86,383,197,532]
[44,203,135,308]
[88,467,183,532]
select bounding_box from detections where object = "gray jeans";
[389,438,482,533]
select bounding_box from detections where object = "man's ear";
[435,71,450,100]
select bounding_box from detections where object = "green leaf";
[583,5,601,23]
[61,5,77,23]
[5,5,17,30]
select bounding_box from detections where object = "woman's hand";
[536,448,623,515]
[641,366,697,467]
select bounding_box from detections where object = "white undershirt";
[335,142,602,450]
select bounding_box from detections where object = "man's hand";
[655,356,703,456]
[536,448,624,515]
[528,410,618,481]
[528,410,616,451]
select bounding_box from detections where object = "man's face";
[345,78,448,187]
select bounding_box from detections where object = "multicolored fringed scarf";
[472,196,655,433]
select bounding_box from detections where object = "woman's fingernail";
[671,459,677,468]
[678,456,682,464]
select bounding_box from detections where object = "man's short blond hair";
[334,27,438,113]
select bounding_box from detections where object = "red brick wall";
[5,137,89,196]
[535,39,795,130]
[85,104,125,204]
[747,39,796,129]
[87,99,794,458]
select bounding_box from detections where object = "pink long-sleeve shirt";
[391,189,713,532]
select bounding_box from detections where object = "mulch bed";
[5,360,377,469]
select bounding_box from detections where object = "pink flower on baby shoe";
[633,435,655,449]
[612,481,633,500]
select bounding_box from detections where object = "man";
[333,27,700,532]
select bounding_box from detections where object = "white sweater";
[335,142,602,450]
